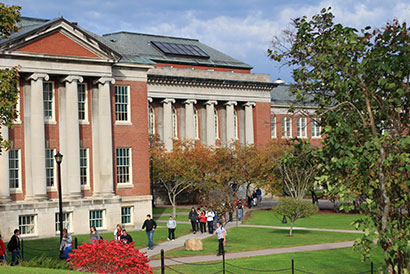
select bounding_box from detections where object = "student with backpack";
[7,229,21,266]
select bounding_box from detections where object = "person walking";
[235,200,245,221]
[247,192,253,208]
[113,224,122,241]
[199,210,207,233]
[142,214,157,250]
[89,226,101,243]
[206,209,215,234]
[120,229,133,244]
[167,216,176,241]
[59,229,72,260]
[252,190,258,206]
[188,207,199,234]
[214,222,226,256]
[0,233,7,264]
[7,229,21,266]
[256,188,262,203]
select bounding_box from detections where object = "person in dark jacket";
[188,207,199,234]
[120,229,133,244]
[8,229,21,266]
[141,214,157,250]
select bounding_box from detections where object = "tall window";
[45,149,55,187]
[297,117,307,138]
[233,109,238,139]
[19,215,36,235]
[80,148,89,186]
[43,82,54,121]
[9,149,20,189]
[172,106,178,138]
[214,108,219,139]
[281,117,292,138]
[55,212,71,232]
[148,104,155,135]
[116,148,131,184]
[89,210,104,229]
[193,108,199,139]
[78,83,88,122]
[115,85,130,122]
[312,118,321,138]
[271,116,277,138]
[121,207,132,225]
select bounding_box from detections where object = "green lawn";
[154,215,189,221]
[153,246,384,274]
[153,207,190,215]
[163,226,360,258]
[14,224,192,261]
[244,209,362,230]
[0,266,79,273]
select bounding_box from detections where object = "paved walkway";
[148,240,355,267]
[240,224,361,234]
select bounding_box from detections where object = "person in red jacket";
[199,211,207,233]
[0,233,7,263]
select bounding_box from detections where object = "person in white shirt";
[206,209,215,234]
[214,222,226,256]
[167,216,177,241]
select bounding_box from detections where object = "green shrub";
[21,255,69,270]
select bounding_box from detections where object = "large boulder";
[184,238,203,251]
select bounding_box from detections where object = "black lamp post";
[54,152,64,242]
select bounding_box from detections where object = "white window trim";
[271,116,277,139]
[311,118,322,139]
[121,206,133,225]
[116,148,133,189]
[55,212,72,234]
[115,85,132,125]
[43,81,56,124]
[9,149,22,194]
[281,117,292,138]
[89,209,105,229]
[297,117,307,138]
[19,214,37,237]
[78,83,89,125]
[46,148,57,192]
[80,148,90,190]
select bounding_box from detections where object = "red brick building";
[0,17,277,237]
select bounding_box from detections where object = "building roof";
[3,16,252,69]
[271,84,318,107]
[102,32,253,70]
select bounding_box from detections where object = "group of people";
[0,229,21,266]
[247,188,262,208]
[188,207,223,235]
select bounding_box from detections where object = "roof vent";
[110,38,117,42]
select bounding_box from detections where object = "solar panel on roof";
[151,41,210,58]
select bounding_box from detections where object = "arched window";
[172,106,178,138]
[233,109,238,139]
[214,108,219,139]
[148,104,155,135]
[193,108,199,139]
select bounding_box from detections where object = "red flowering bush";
[69,239,152,274]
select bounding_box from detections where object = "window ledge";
[11,120,22,125]
[115,121,132,126]
[311,136,322,139]
[45,121,57,125]
[79,121,90,125]
[81,185,91,190]
[47,186,57,192]
[117,183,134,189]
[10,188,22,194]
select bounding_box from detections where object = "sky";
[5,0,410,83]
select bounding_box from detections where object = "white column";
[27,73,48,200]
[61,75,83,198]
[205,100,217,146]
[0,126,10,202]
[93,77,115,196]
[162,98,175,150]
[244,102,256,145]
[225,101,237,144]
[184,99,197,140]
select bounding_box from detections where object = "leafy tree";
[272,197,318,236]
[269,8,410,273]
[280,140,319,201]
[0,3,21,153]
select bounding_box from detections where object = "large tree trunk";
[171,195,177,219]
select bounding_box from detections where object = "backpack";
[7,240,12,252]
